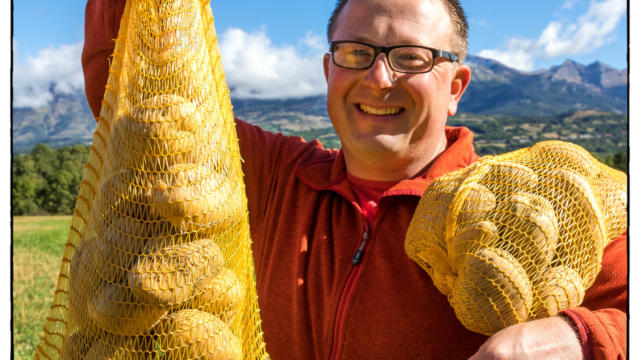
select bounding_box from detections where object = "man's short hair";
[327,0,469,63]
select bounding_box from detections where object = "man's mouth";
[358,104,403,116]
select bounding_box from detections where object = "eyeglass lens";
[333,42,434,73]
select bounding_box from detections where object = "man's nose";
[362,53,396,91]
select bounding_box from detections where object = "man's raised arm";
[82,0,126,119]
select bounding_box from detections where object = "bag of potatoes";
[35,0,269,358]
[405,140,627,336]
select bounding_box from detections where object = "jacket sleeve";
[234,120,328,231]
[561,231,628,360]
[82,0,126,119]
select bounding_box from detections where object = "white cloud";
[478,40,535,72]
[470,18,489,28]
[12,29,329,107]
[477,0,626,71]
[302,31,326,52]
[219,28,327,99]
[13,42,85,108]
[562,0,579,10]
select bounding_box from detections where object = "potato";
[451,183,496,228]
[409,188,451,243]
[60,331,91,359]
[449,220,499,269]
[91,217,153,283]
[411,160,481,232]
[84,335,153,360]
[128,95,200,133]
[111,114,199,172]
[492,192,559,273]
[109,91,222,172]
[191,268,245,323]
[84,341,119,360]
[140,94,196,124]
[132,0,205,65]
[418,241,456,296]
[452,247,533,336]
[405,164,484,295]
[537,169,606,284]
[479,160,538,199]
[128,238,225,306]
[593,167,628,244]
[129,11,213,103]
[87,282,166,336]
[405,208,455,296]
[99,169,157,220]
[151,163,245,234]
[529,141,596,177]
[68,237,101,332]
[533,266,585,318]
[153,309,242,360]
[405,177,460,269]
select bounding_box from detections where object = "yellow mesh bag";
[34,0,269,358]
[405,141,627,336]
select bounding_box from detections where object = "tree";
[12,155,46,215]
[12,143,90,216]
[611,151,628,173]
[605,151,628,174]
[30,143,57,181]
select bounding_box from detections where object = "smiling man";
[324,0,470,182]
[83,0,627,358]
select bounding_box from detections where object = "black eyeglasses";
[329,40,458,74]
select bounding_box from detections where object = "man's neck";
[343,135,448,182]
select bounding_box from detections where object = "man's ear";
[323,53,331,83]
[447,64,471,116]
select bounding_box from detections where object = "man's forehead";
[335,0,453,46]
[345,0,448,16]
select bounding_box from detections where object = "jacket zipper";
[351,229,369,265]
[329,223,371,360]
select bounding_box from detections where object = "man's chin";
[347,136,407,159]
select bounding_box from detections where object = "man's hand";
[468,316,583,360]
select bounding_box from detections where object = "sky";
[11,0,629,108]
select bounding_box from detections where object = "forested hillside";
[12,144,89,215]
[11,129,626,216]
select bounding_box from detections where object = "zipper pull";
[351,231,368,265]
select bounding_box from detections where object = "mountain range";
[462,55,627,115]
[12,55,627,153]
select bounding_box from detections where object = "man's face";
[324,0,469,179]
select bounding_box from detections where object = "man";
[82,0,627,358]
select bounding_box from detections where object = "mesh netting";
[34,0,269,358]
[405,141,627,336]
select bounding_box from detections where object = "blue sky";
[12,0,629,107]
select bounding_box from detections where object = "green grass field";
[13,215,71,360]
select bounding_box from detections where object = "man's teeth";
[359,104,402,115]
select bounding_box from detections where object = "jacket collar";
[295,126,479,201]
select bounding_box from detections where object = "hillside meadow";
[13,215,71,360]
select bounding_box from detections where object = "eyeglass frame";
[329,40,459,74]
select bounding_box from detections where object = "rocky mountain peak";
[549,58,627,88]
[550,59,582,83]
